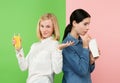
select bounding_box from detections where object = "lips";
[82,31,87,35]
[84,31,88,34]
[42,31,48,35]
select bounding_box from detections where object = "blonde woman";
[13,13,73,83]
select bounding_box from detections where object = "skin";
[13,19,74,51]
[71,17,91,48]
[70,17,99,64]
[39,19,74,50]
[40,19,54,39]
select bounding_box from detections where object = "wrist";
[16,47,22,51]
[57,46,62,50]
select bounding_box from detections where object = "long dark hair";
[62,9,91,40]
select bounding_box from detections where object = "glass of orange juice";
[13,33,21,49]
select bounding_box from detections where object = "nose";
[86,26,90,30]
[42,27,47,31]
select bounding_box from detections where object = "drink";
[13,33,21,49]
[89,39,99,57]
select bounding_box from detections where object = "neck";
[41,36,51,40]
[70,29,79,39]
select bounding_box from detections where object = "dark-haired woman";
[62,9,99,83]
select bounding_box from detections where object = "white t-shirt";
[16,37,62,83]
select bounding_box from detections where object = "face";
[39,19,54,39]
[74,17,90,36]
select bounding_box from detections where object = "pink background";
[66,0,120,83]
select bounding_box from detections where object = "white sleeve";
[51,41,63,74]
[16,48,28,71]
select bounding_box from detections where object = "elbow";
[53,64,62,74]
[53,57,63,74]
[19,64,28,71]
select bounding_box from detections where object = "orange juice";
[13,34,21,49]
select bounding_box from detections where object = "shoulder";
[62,35,71,43]
[50,39,59,46]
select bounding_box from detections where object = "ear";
[72,20,77,27]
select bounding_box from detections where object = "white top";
[16,37,62,83]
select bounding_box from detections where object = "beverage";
[13,33,21,49]
[89,39,99,57]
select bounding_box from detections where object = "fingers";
[80,34,92,40]
[58,41,74,50]
[66,41,74,46]
[89,54,95,64]
[98,48,101,55]
[87,34,92,39]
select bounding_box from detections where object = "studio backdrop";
[0,0,65,83]
[0,0,120,83]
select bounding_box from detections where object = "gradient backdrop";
[0,0,120,83]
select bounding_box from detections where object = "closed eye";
[84,22,90,26]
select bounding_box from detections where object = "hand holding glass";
[13,33,21,50]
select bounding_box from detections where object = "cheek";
[77,27,84,34]
[49,28,54,34]
[39,28,42,33]
[79,25,85,30]
[80,28,84,32]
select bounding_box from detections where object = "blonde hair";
[37,13,60,41]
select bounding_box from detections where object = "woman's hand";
[80,34,91,49]
[58,41,74,50]
[90,48,101,64]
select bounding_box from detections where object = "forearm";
[16,48,28,71]
[63,47,90,76]
[52,48,63,74]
